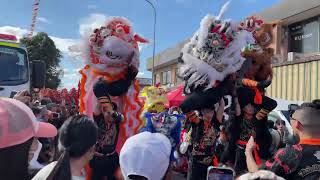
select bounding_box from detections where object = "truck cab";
[0,34,45,97]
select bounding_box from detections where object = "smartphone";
[207,166,235,180]
[10,91,18,98]
[52,112,60,119]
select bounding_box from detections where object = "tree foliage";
[21,32,62,89]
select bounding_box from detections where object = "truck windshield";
[0,45,28,85]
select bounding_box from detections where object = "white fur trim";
[180,30,255,89]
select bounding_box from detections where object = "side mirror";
[31,60,46,88]
[288,104,299,118]
[288,104,299,112]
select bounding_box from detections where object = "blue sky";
[0,0,280,89]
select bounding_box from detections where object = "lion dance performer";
[237,16,278,121]
[177,2,256,179]
[231,16,278,173]
[79,17,148,153]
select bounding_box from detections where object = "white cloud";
[63,68,80,74]
[50,36,81,59]
[61,66,81,89]
[0,16,149,89]
[79,13,108,37]
[67,43,85,60]
[75,68,81,72]
[87,5,98,10]
[138,43,147,51]
[37,17,51,24]
[0,26,80,59]
[0,14,146,60]
[63,68,70,72]
[62,81,80,90]
[63,73,78,79]
[0,25,82,89]
[0,26,28,39]
[137,72,145,77]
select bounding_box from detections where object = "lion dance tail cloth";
[79,17,148,152]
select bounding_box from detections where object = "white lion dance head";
[79,17,148,152]
[86,17,148,73]
[179,2,255,93]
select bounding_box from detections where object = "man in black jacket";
[246,100,320,180]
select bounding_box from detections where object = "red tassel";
[134,34,149,43]
[253,87,262,104]
[253,145,261,165]
[85,164,92,180]
[213,155,219,166]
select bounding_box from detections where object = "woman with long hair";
[0,97,58,180]
[33,115,98,180]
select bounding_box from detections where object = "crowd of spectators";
[1,88,320,180]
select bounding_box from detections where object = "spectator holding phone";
[274,119,299,146]
[13,90,31,105]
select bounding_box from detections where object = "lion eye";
[106,50,121,59]
[106,51,113,56]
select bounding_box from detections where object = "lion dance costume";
[178,2,256,114]
[237,16,278,120]
[79,17,148,151]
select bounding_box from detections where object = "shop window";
[175,68,183,85]
[161,71,172,85]
[167,71,172,84]
[162,72,166,85]
[289,16,319,53]
[155,73,160,84]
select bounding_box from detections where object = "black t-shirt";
[189,118,217,157]
[94,114,120,154]
[261,144,320,180]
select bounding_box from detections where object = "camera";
[112,111,124,122]
[51,112,60,119]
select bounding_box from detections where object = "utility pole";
[144,0,157,85]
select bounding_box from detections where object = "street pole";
[144,0,157,85]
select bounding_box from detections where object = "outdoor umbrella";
[167,85,185,107]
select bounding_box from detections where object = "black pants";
[187,156,211,180]
[220,119,239,164]
[90,152,119,180]
[234,146,247,176]
[180,80,232,113]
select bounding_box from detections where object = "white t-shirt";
[32,161,86,180]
